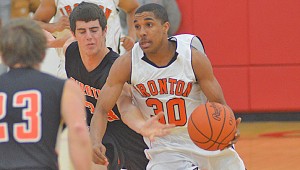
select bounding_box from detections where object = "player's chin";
[85,48,97,55]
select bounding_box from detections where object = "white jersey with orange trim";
[54,0,121,52]
[131,34,209,151]
[130,34,245,169]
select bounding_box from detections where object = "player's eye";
[90,28,98,33]
[146,23,153,27]
[134,24,141,30]
[78,31,86,34]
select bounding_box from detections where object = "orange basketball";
[188,102,236,151]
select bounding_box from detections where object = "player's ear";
[102,26,107,36]
[162,21,170,35]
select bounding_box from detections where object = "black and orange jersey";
[65,42,120,126]
[0,68,65,169]
[65,41,148,170]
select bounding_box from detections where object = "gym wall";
[176,0,300,113]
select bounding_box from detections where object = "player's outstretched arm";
[61,80,92,170]
[43,29,73,48]
[90,53,131,165]
[118,84,175,142]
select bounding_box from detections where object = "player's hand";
[120,36,135,51]
[53,16,70,32]
[92,143,109,166]
[139,112,176,142]
[225,117,241,150]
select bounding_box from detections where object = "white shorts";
[145,147,245,170]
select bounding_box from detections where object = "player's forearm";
[118,95,145,134]
[48,33,72,48]
[117,86,146,134]
[68,123,92,170]
[35,20,57,33]
[90,110,108,146]
[121,105,146,134]
[126,9,137,41]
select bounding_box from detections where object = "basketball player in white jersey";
[90,3,245,170]
[33,0,139,78]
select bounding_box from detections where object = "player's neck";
[11,63,41,70]
[81,47,110,72]
[145,41,176,67]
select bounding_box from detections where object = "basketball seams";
[217,106,236,146]
[189,109,211,142]
[187,102,237,151]
[215,105,228,149]
[215,106,229,150]
[205,102,219,150]
[204,103,214,139]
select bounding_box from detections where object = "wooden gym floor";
[235,113,300,170]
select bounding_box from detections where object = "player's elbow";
[123,3,139,14]
[70,122,88,132]
[69,123,90,142]
[68,123,92,170]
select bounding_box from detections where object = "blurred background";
[1,0,299,169]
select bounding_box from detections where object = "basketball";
[188,102,236,151]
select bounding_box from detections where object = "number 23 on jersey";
[0,90,42,143]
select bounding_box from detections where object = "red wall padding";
[214,67,249,112]
[176,0,300,112]
[250,66,300,112]
[177,0,249,66]
[249,0,300,65]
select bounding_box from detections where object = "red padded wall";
[177,0,249,66]
[214,68,250,112]
[249,0,300,65]
[176,0,300,112]
[250,66,300,112]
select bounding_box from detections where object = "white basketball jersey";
[131,34,227,156]
[131,34,206,125]
[54,0,121,52]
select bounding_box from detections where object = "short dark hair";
[135,3,169,24]
[69,2,107,33]
[0,18,46,68]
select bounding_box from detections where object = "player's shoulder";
[112,50,132,71]
[28,69,67,87]
[105,48,120,62]
[39,71,67,85]
[170,34,205,53]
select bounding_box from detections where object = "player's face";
[74,20,106,56]
[134,12,169,53]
